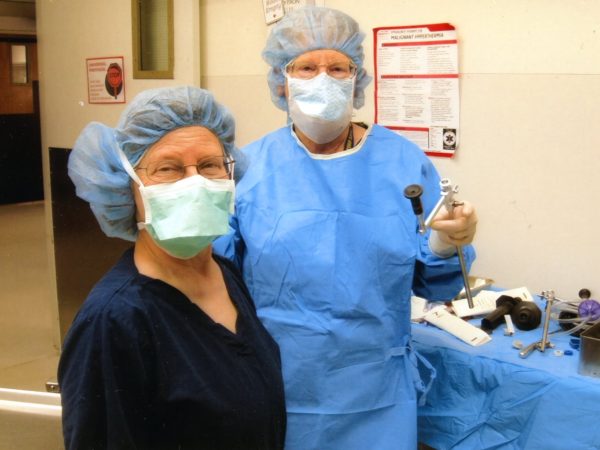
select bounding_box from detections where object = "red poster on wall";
[86,56,126,104]
[373,24,459,157]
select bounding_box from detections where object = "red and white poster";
[86,56,126,104]
[374,24,459,157]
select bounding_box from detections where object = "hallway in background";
[0,201,58,391]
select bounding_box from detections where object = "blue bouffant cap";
[68,86,237,241]
[262,6,372,111]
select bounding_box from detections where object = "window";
[10,45,28,84]
[131,0,174,79]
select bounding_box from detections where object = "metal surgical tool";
[404,178,475,309]
[518,290,556,358]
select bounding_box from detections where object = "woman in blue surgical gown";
[215,6,478,450]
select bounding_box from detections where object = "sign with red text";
[374,24,459,157]
[86,56,126,104]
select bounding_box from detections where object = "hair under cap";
[262,6,372,111]
[68,86,237,241]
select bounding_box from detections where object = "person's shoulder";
[370,124,420,147]
[213,253,246,290]
[213,252,255,310]
[242,126,290,154]
[369,124,431,163]
[213,251,239,272]
[59,250,155,400]
[71,249,149,328]
[235,126,292,188]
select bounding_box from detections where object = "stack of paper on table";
[451,287,535,318]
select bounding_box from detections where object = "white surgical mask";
[118,149,235,259]
[286,72,355,144]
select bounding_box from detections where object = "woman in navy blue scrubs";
[58,86,286,450]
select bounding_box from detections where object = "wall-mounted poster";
[86,56,126,104]
[282,0,324,13]
[374,24,459,157]
[263,0,325,24]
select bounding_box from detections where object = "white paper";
[455,276,494,299]
[374,24,460,157]
[424,307,492,346]
[451,287,535,318]
[410,295,429,322]
[262,0,284,24]
[282,0,324,13]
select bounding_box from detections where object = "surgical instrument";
[518,290,556,358]
[404,179,475,308]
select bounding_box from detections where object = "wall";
[36,0,202,350]
[37,0,201,149]
[34,0,600,325]
[201,0,600,299]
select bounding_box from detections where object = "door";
[0,37,43,204]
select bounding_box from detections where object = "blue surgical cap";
[68,86,237,241]
[262,6,372,111]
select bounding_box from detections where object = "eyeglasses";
[135,155,235,183]
[285,60,357,80]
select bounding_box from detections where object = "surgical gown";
[215,123,475,450]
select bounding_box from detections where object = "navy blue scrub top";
[58,248,286,450]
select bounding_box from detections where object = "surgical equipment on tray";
[579,321,600,378]
[518,289,600,358]
[556,289,600,336]
[404,179,475,309]
[481,295,541,332]
[518,290,556,358]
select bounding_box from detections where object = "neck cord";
[343,124,354,150]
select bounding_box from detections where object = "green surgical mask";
[136,174,234,259]
[117,148,235,259]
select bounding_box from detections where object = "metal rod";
[539,291,554,352]
[435,179,472,309]
[417,215,426,235]
[457,245,474,308]
[424,195,447,228]
[519,340,540,358]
